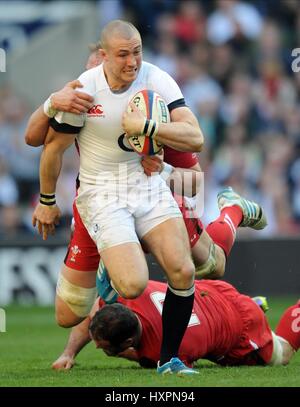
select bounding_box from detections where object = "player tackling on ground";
[52,279,300,373]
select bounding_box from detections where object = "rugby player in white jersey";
[26,28,268,379]
[29,20,267,375]
[32,20,204,375]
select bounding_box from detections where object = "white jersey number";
[291,307,300,333]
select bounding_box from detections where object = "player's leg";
[142,216,197,374]
[99,242,149,299]
[55,200,99,327]
[56,265,97,327]
[270,300,300,365]
[75,187,150,300]
[191,230,226,279]
[191,187,268,278]
[177,196,228,279]
[217,186,267,230]
[176,195,226,279]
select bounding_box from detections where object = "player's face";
[102,35,142,88]
[93,337,130,356]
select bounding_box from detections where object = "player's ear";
[99,48,107,61]
[96,50,104,65]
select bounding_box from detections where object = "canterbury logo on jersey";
[87,104,105,117]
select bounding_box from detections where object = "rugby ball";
[127,89,170,155]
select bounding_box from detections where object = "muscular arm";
[25,80,93,147]
[155,107,204,152]
[40,128,75,194]
[32,128,76,240]
[52,300,101,370]
[25,106,50,147]
[52,316,92,370]
[123,105,204,153]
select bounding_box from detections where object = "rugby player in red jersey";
[52,279,299,374]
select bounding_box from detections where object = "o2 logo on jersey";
[87,104,105,117]
[150,291,200,327]
[118,133,134,152]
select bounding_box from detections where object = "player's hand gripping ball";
[127,89,170,155]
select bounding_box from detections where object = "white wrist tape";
[160,162,174,181]
[43,94,57,118]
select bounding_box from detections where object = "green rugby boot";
[252,296,269,313]
[217,187,267,230]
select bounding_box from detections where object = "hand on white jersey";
[51,80,94,114]
[122,102,146,137]
[52,354,75,370]
[141,151,164,176]
[32,203,61,241]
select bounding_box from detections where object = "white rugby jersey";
[50,61,186,185]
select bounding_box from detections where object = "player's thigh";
[142,217,194,285]
[100,242,149,298]
[59,264,97,287]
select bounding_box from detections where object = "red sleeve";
[164,146,199,168]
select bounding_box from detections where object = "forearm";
[62,317,92,358]
[25,106,49,147]
[40,130,75,194]
[40,143,63,194]
[155,122,204,153]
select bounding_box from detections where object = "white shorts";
[75,173,182,252]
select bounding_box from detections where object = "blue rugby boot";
[157,357,199,376]
[96,259,118,304]
[217,187,267,230]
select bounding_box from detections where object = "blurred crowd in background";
[1,0,300,239]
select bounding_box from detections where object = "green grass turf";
[0,297,299,387]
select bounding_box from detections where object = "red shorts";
[64,201,100,271]
[173,194,203,248]
[64,196,203,271]
[206,281,274,366]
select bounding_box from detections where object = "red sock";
[275,301,300,351]
[205,206,243,258]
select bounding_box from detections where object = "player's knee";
[268,332,294,366]
[169,260,195,287]
[55,307,83,328]
[116,279,147,299]
[195,243,220,279]
[56,273,97,325]
[212,265,225,279]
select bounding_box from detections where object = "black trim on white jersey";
[49,118,83,134]
[167,98,186,112]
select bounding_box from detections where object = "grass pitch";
[0,297,299,387]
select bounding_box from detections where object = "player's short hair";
[89,303,138,346]
[100,20,141,50]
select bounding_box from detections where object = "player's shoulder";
[139,61,173,83]
[77,65,102,95]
